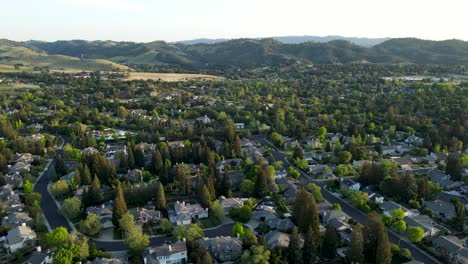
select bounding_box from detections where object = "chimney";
[22,223,26,227]
[237,232,240,238]
[183,237,186,242]
[144,257,147,264]
[37,246,41,252]
[168,245,172,251]
[102,204,105,209]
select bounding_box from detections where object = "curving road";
[255,134,441,264]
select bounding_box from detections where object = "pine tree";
[127,147,135,169]
[134,147,145,168]
[149,150,163,174]
[303,226,318,264]
[234,135,242,158]
[199,184,211,207]
[72,169,81,187]
[112,182,128,227]
[376,228,392,264]
[346,225,364,264]
[82,164,92,185]
[322,224,337,258]
[220,173,232,197]
[288,226,303,264]
[254,164,270,198]
[155,182,166,210]
[293,188,319,233]
[88,175,102,206]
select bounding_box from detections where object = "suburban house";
[379,201,414,217]
[86,202,114,229]
[218,196,244,215]
[380,146,397,155]
[433,236,468,264]
[253,206,278,221]
[4,224,37,253]
[340,178,360,191]
[24,247,53,264]
[195,115,211,125]
[197,236,243,262]
[277,178,299,205]
[2,211,33,227]
[143,241,187,264]
[266,218,295,232]
[404,215,439,237]
[422,200,457,220]
[169,201,208,225]
[226,170,246,189]
[264,231,298,249]
[361,187,384,204]
[320,209,347,225]
[216,158,242,173]
[133,207,161,225]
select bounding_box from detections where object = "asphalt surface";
[255,134,440,264]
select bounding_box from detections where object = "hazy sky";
[3,0,468,42]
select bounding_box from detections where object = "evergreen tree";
[199,184,211,207]
[55,154,68,176]
[303,226,318,264]
[112,182,128,227]
[376,228,392,264]
[322,224,337,259]
[220,173,232,197]
[293,188,319,233]
[82,164,92,185]
[87,175,102,206]
[234,135,242,158]
[134,148,145,168]
[254,164,270,198]
[288,226,303,264]
[73,168,82,186]
[346,225,364,264]
[127,147,135,169]
[118,151,128,172]
[293,146,304,160]
[149,150,163,174]
[155,182,166,210]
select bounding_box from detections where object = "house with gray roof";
[433,236,468,264]
[218,196,244,215]
[4,224,37,253]
[404,215,439,237]
[197,236,242,262]
[266,218,295,232]
[264,231,292,249]
[422,200,456,220]
[24,248,52,264]
[143,241,187,264]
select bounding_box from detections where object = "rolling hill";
[6,38,468,71]
[0,39,131,72]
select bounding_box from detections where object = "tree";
[55,154,68,176]
[293,146,304,160]
[322,224,337,258]
[172,224,204,241]
[232,223,245,237]
[365,212,390,262]
[287,227,302,264]
[134,148,145,168]
[303,226,318,264]
[337,151,352,164]
[210,201,225,225]
[149,150,163,174]
[407,226,424,243]
[234,135,242,158]
[62,197,82,219]
[51,180,70,199]
[288,167,301,179]
[293,188,319,233]
[240,245,271,264]
[68,231,89,260]
[24,180,32,194]
[155,182,166,210]
[47,227,69,248]
[376,227,392,264]
[446,154,462,180]
[86,175,102,206]
[270,132,284,148]
[392,220,407,232]
[255,164,270,198]
[82,164,92,185]
[346,225,364,264]
[112,182,128,228]
[391,208,405,221]
[158,218,174,234]
[229,205,252,223]
[330,203,342,211]
[307,183,323,202]
[25,192,42,206]
[240,180,255,196]
[242,229,258,249]
[79,213,102,237]
[119,212,149,256]
[53,244,79,264]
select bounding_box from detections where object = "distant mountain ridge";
[6,37,468,69]
[176,35,390,47]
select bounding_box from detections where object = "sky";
[3,0,468,42]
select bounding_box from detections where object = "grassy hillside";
[0,42,131,73]
[24,38,468,68]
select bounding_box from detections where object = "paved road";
[255,134,440,264]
